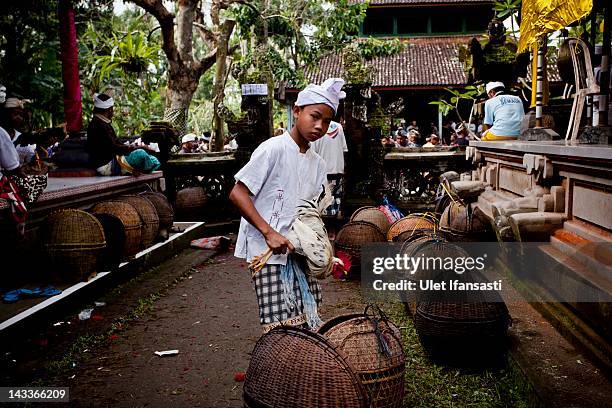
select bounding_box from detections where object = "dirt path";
[65,249,363,407]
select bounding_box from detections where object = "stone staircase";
[536,219,612,374]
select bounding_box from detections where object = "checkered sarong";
[253,263,322,329]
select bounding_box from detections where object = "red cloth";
[59,0,83,133]
[0,175,27,226]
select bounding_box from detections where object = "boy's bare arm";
[229,182,294,254]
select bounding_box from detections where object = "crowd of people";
[381,118,478,148]
[177,131,237,154]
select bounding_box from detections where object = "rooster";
[250,184,343,279]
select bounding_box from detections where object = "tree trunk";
[211,19,236,151]
[164,65,199,135]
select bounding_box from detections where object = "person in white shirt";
[229,78,345,332]
[1,98,36,164]
[311,120,348,217]
[481,81,524,141]
[178,133,198,154]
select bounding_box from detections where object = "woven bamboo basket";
[350,207,392,235]
[140,191,174,231]
[244,326,369,408]
[43,209,106,282]
[415,300,511,366]
[334,221,386,276]
[91,201,142,259]
[93,213,125,270]
[175,187,206,220]
[318,307,405,408]
[439,202,493,242]
[120,195,159,248]
[387,213,437,242]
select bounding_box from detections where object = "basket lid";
[244,326,369,408]
[319,314,405,372]
[350,207,391,234]
[387,214,437,242]
[335,221,386,248]
[44,209,106,246]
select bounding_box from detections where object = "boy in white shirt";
[230,78,345,332]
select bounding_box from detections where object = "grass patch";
[383,302,541,408]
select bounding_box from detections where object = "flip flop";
[3,290,21,303]
[40,286,61,297]
[19,288,42,297]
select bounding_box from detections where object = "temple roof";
[298,37,471,90]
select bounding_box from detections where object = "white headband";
[4,97,29,109]
[296,78,346,114]
[486,81,505,94]
[94,93,114,109]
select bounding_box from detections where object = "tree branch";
[127,0,178,62]
[194,22,217,49]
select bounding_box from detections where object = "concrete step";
[0,221,210,338]
[550,230,612,283]
[564,219,612,243]
[541,242,612,300]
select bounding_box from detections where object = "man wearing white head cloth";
[229,78,346,332]
[86,93,160,175]
[481,81,524,141]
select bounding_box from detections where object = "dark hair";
[491,86,505,95]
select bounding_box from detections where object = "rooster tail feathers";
[317,183,333,213]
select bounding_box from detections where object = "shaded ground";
[48,249,364,407]
[6,238,608,407]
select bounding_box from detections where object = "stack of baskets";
[90,200,143,259]
[405,236,511,366]
[42,209,106,283]
[318,307,405,408]
[175,186,207,221]
[244,326,369,407]
[334,220,386,277]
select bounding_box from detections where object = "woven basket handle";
[363,304,393,357]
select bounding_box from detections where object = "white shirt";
[234,132,327,265]
[11,130,36,165]
[311,121,348,175]
[484,93,524,137]
[0,127,20,178]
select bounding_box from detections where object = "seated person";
[423,135,440,147]
[455,123,470,146]
[179,133,198,154]
[395,132,409,147]
[1,97,36,165]
[381,135,396,148]
[407,130,421,147]
[196,132,210,152]
[224,135,238,150]
[86,93,160,175]
[481,81,524,141]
